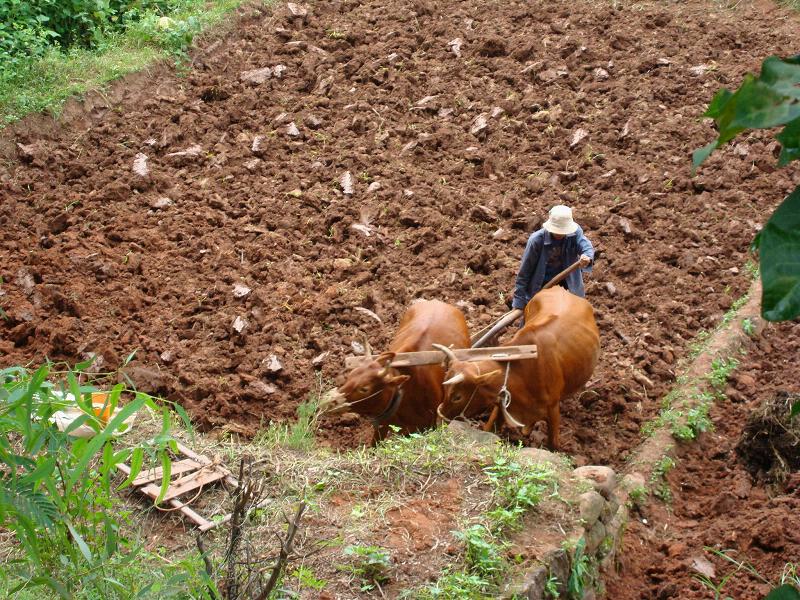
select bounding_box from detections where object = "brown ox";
[435,287,599,450]
[318,300,470,444]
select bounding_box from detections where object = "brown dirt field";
[606,321,800,599]
[0,0,798,471]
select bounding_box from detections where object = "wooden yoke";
[344,344,537,370]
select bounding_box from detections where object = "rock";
[351,340,365,355]
[446,420,500,445]
[632,371,654,388]
[691,556,715,579]
[470,204,497,222]
[412,95,438,111]
[542,548,570,596]
[233,283,252,298]
[286,121,301,137]
[593,67,609,80]
[16,143,37,162]
[272,64,287,78]
[232,315,248,333]
[354,306,382,323]
[511,565,548,600]
[518,447,564,467]
[305,114,322,129]
[311,351,329,366]
[132,153,149,177]
[579,491,605,526]
[266,355,283,373]
[333,258,352,270]
[367,181,381,193]
[470,114,489,136]
[251,135,265,153]
[570,128,589,148]
[490,106,505,119]
[340,171,354,195]
[166,144,202,160]
[247,380,278,397]
[49,213,69,234]
[150,197,173,209]
[240,67,273,84]
[286,2,308,17]
[159,350,174,364]
[573,466,618,497]
[351,223,373,237]
[604,282,617,296]
[689,64,710,76]
[448,38,463,57]
[585,520,606,552]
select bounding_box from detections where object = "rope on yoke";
[499,361,512,410]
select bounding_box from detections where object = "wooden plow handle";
[471,258,585,348]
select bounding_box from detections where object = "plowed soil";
[0,0,797,468]
[606,322,800,599]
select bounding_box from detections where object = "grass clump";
[0,0,256,126]
[650,454,676,503]
[412,445,556,599]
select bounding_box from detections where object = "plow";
[344,258,584,370]
[337,260,587,433]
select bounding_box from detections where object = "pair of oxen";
[318,287,600,449]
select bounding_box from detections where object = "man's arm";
[577,228,594,272]
[512,234,541,310]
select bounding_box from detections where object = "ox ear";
[474,370,501,386]
[385,374,410,387]
[375,352,395,367]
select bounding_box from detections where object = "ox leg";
[370,424,390,446]
[546,405,561,450]
[483,406,500,432]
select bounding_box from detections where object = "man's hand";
[579,254,592,267]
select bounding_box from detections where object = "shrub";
[0,362,179,597]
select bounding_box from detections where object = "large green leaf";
[694,56,800,169]
[777,117,800,167]
[759,186,800,321]
[765,584,800,600]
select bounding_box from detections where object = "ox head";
[318,350,410,419]
[432,344,524,428]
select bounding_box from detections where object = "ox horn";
[436,403,451,424]
[501,404,526,429]
[442,372,465,386]
[363,334,372,357]
[431,343,458,366]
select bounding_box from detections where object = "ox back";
[501,287,600,447]
[386,300,471,434]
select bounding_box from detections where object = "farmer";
[511,204,594,312]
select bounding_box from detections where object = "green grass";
[0,0,256,127]
[410,446,556,599]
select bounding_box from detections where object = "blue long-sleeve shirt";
[512,226,594,310]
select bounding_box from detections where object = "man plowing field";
[512,204,595,312]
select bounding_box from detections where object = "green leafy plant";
[707,357,739,391]
[293,566,326,591]
[457,525,507,582]
[339,545,391,591]
[650,455,676,502]
[483,450,554,532]
[693,55,800,321]
[0,362,181,597]
[545,573,561,598]
[567,538,593,599]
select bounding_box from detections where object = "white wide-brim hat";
[543,205,579,235]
